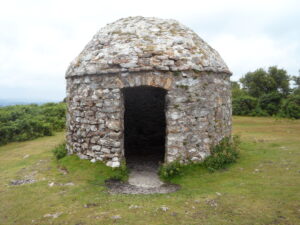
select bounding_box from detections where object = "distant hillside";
[0,102,66,145]
[0,99,55,107]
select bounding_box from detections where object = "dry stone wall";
[66,70,231,167]
[65,17,231,78]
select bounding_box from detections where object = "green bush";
[109,161,129,181]
[231,66,300,118]
[203,136,240,172]
[0,102,66,145]
[232,95,257,116]
[249,106,269,117]
[159,160,183,180]
[53,143,67,160]
[258,92,282,116]
[280,94,300,119]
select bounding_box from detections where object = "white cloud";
[0,0,299,101]
[211,34,300,80]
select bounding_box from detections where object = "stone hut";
[66,16,232,168]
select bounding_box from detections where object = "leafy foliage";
[232,95,257,116]
[159,136,241,179]
[231,81,247,99]
[232,66,300,119]
[109,161,129,181]
[240,66,290,98]
[0,103,66,145]
[203,136,240,172]
[292,74,300,95]
[159,160,183,180]
[53,142,67,160]
[280,94,300,119]
[267,66,291,96]
[240,69,276,98]
[258,92,282,116]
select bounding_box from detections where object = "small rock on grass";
[206,199,218,208]
[111,215,121,220]
[58,167,68,175]
[129,205,141,209]
[43,212,62,219]
[48,182,74,187]
[84,203,99,208]
[158,206,169,212]
[10,179,35,186]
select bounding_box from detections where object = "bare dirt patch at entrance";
[106,154,180,194]
[105,179,180,195]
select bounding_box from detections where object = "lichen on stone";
[66,16,231,77]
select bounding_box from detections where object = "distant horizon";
[0,98,62,106]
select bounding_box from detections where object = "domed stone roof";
[66,16,231,77]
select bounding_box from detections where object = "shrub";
[0,102,66,145]
[232,95,257,115]
[280,94,300,119]
[203,136,240,172]
[258,92,282,116]
[53,143,67,160]
[109,161,128,181]
[249,106,269,117]
[159,160,183,180]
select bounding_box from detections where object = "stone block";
[91,145,101,151]
[106,120,120,131]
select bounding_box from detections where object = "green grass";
[1,117,300,224]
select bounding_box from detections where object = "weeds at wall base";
[159,135,241,180]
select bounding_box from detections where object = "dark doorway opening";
[123,86,167,167]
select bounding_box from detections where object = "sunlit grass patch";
[0,117,300,224]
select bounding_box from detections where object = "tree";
[240,68,276,98]
[258,92,282,116]
[240,66,290,98]
[231,81,246,99]
[268,66,290,96]
[292,71,300,95]
[281,94,300,119]
[232,95,257,116]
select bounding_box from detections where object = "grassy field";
[0,116,300,225]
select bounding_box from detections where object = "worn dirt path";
[106,155,180,194]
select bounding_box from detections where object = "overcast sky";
[0,0,299,102]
